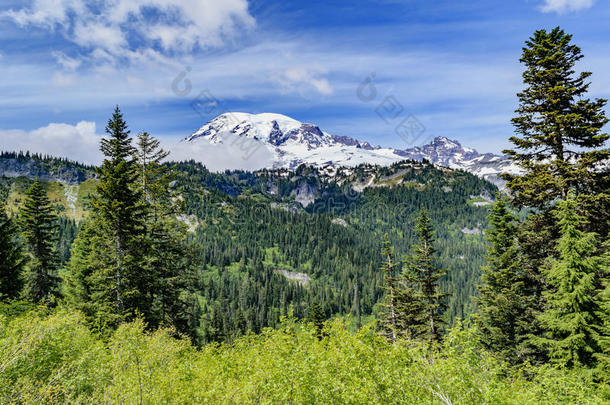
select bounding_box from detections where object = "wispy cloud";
[51,51,82,71]
[278,67,334,96]
[1,0,255,66]
[540,0,595,13]
[0,37,523,154]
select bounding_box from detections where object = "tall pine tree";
[488,26,610,366]
[68,106,147,328]
[133,131,200,340]
[476,196,545,364]
[406,210,447,343]
[536,194,609,369]
[19,179,61,303]
[504,27,609,232]
[0,200,25,300]
[133,132,172,213]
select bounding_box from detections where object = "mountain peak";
[430,136,462,149]
[187,112,305,144]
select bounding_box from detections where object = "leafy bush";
[0,310,107,404]
[0,310,606,404]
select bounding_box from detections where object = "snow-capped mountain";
[185,112,403,169]
[188,112,334,149]
[185,112,519,186]
[393,136,520,186]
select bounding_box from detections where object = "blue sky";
[0,0,608,163]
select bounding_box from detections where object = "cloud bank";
[0,121,105,165]
[168,134,275,172]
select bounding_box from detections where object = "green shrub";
[0,310,607,404]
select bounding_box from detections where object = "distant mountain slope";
[393,137,520,187]
[0,152,96,185]
[185,112,519,186]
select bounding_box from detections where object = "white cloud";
[1,0,85,28]
[279,67,334,96]
[1,0,255,65]
[0,121,105,164]
[540,0,594,13]
[51,51,82,71]
[167,134,275,172]
[72,21,127,53]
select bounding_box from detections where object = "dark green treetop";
[505,27,609,209]
[19,178,61,303]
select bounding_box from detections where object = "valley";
[0,153,496,339]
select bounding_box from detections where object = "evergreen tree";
[536,195,610,369]
[476,196,544,364]
[203,303,225,343]
[133,132,173,214]
[307,302,326,339]
[133,131,199,340]
[378,234,400,342]
[70,106,147,327]
[351,280,361,330]
[504,27,609,230]
[19,179,61,303]
[483,27,610,365]
[0,200,25,300]
[406,210,447,343]
[63,221,100,321]
[378,233,423,342]
[394,263,424,341]
[56,217,78,265]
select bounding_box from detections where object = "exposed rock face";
[268,121,286,146]
[461,227,482,235]
[332,135,360,147]
[331,218,348,227]
[0,156,95,184]
[274,269,312,285]
[291,181,317,207]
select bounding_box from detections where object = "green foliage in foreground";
[0,309,607,404]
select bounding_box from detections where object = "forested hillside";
[0,151,495,342]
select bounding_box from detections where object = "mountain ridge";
[186,112,519,186]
